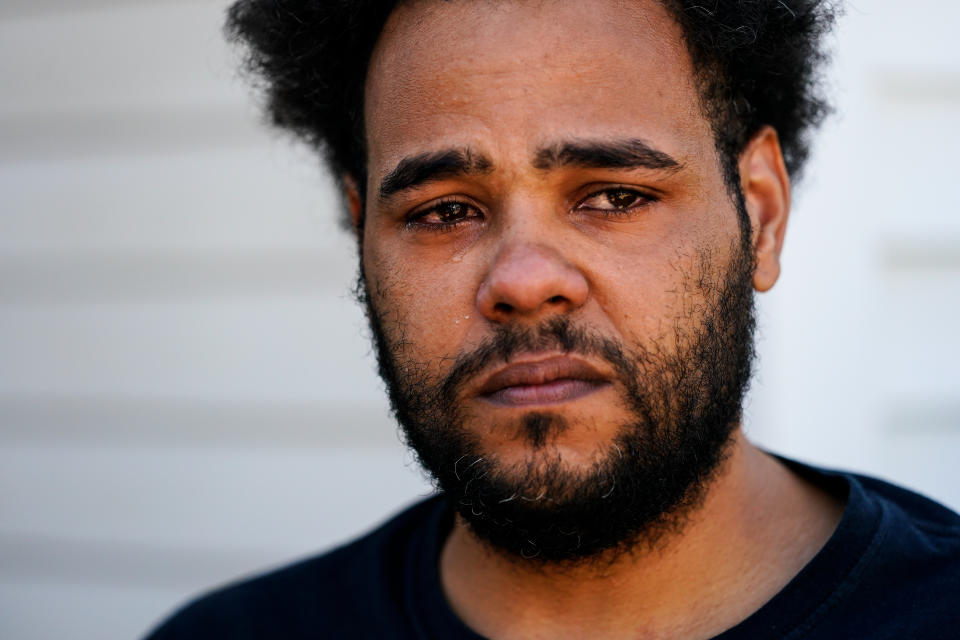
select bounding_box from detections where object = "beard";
[358,210,757,565]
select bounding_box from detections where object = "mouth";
[476,355,611,407]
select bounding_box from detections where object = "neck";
[439,431,843,640]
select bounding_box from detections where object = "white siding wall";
[1,2,957,639]
[746,0,960,507]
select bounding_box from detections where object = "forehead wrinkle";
[366,0,713,200]
[367,0,689,111]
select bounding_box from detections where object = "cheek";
[595,254,696,349]
[589,215,731,348]
[363,238,476,365]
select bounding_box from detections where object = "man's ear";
[738,126,791,292]
[343,173,364,234]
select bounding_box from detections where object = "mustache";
[439,317,637,405]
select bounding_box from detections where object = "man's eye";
[576,188,653,213]
[407,200,481,229]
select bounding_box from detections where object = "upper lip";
[477,355,610,396]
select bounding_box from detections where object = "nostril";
[547,295,565,305]
[494,301,514,314]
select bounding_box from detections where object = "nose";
[476,242,589,323]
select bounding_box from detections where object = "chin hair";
[360,221,756,564]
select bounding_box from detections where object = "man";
[146,0,960,638]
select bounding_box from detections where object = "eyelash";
[405,197,482,233]
[575,186,657,217]
[403,186,657,232]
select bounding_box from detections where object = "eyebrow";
[378,148,493,200]
[532,138,683,172]
[377,138,681,200]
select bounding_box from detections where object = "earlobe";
[739,126,791,293]
[343,173,365,233]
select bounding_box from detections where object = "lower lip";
[482,379,609,406]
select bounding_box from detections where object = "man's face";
[358,0,759,561]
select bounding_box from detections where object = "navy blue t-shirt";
[144,460,960,638]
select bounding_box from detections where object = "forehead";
[364,0,710,179]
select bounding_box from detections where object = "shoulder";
[750,458,960,638]
[854,472,960,535]
[851,472,960,584]
[142,495,447,640]
[783,456,960,547]
[812,466,960,635]
[800,460,960,583]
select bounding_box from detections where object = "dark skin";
[347,0,844,637]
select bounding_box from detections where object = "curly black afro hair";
[225,0,839,210]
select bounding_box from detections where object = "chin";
[475,396,628,445]
[490,440,611,480]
